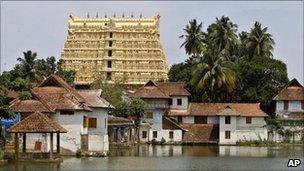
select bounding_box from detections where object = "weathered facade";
[60,13,168,85]
[272,78,304,142]
[9,75,113,154]
[133,80,268,145]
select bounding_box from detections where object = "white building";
[169,103,268,145]
[133,80,188,143]
[9,75,113,154]
[272,78,304,142]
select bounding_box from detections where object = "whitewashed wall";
[87,108,109,152]
[235,117,267,141]
[276,100,303,113]
[207,116,219,124]
[169,96,188,110]
[219,116,237,144]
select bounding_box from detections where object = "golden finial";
[87,12,90,18]
[122,12,125,18]
[105,13,107,18]
[96,12,99,18]
[113,12,116,18]
[140,12,142,18]
[131,12,133,18]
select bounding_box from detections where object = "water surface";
[1,145,303,170]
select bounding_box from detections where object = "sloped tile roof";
[133,80,169,99]
[77,89,113,108]
[8,112,67,133]
[162,116,186,131]
[169,103,267,117]
[157,82,191,96]
[108,115,134,126]
[9,99,52,113]
[181,124,219,143]
[273,78,304,101]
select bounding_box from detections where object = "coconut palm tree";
[179,19,205,56]
[191,49,236,101]
[17,50,42,82]
[206,16,239,60]
[245,21,275,60]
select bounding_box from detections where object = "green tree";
[206,16,239,61]
[56,59,76,85]
[191,50,236,102]
[168,56,203,102]
[232,57,288,106]
[17,51,43,83]
[179,19,205,56]
[244,21,275,60]
[0,86,15,120]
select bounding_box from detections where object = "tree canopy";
[173,16,288,107]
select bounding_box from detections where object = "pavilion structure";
[7,112,67,162]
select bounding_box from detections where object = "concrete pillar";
[22,133,26,153]
[57,132,60,154]
[50,133,53,159]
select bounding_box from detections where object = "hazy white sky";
[1,1,303,83]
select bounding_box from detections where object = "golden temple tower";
[60,13,168,85]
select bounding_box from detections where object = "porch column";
[129,128,132,142]
[57,132,60,154]
[22,133,26,153]
[50,132,53,159]
[14,133,19,159]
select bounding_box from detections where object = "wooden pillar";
[22,133,26,153]
[57,132,60,154]
[50,132,53,159]
[14,133,19,159]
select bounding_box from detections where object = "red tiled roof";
[273,79,304,101]
[133,80,169,99]
[9,99,52,113]
[7,90,20,99]
[77,89,113,108]
[8,112,67,133]
[181,124,219,143]
[169,103,267,117]
[108,115,134,126]
[162,116,186,131]
[157,82,191,96]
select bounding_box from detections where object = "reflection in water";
[1,145,303,171]
[110,144,304,158]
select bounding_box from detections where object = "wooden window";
[246,117,252,124]
[109,41,113,47]
[83,116,88,128]
[108,50,112,57]
[284,101,288,110]
[302,101,304,110]
[88,118,97,128]
[146,112,153,119]
[225,131,231,139]
[107,61,112,68]
[106,72,111,80]
[194,116,207,124]
[225,116,231,124]
[169,131,174,139]
[109,32,113,38]
[153,131,157,138]
[60,110,74,115]
[142,131,147,138]
[104,118,107,129]
[168,99,173,105]
[177,116,183,123]
[177,99,182,106]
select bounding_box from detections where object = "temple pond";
[1,145,303,170]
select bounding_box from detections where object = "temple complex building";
[60,13,168,85]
